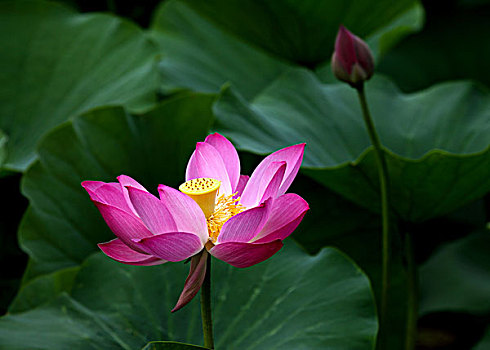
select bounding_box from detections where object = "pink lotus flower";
[331,25,374,87]
[82,133,308,311]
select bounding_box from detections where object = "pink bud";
[331,25,374,87]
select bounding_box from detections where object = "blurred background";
[1,0,489,349]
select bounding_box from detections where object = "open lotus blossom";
[82,133,308,311]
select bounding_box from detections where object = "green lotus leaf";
[365,2,424,60]
[0,130,7,169]
[8,266,79,314]
[214,68,490,222]
[149,0,422,100]
[0,242,377,350]
[18,94,214,281]
[378,4,490,92]
[149,0,291,100]
[419,229,490,315]
[289,175,409,349]
[0,0,159,172]
[142,342,209,350]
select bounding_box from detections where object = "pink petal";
[276,144,304,194]
[93,202,153,252]
[204,133,240,193]
[217,198,272,243]
[98,238,165,266]
[261,144,305,195]
[240,161,286,208]
[81,180,105,193]
[353,36,374,75]
[126,186,178,234]
[335,25,357,74]
[234,175,249,198]
[82,181,131,212]
[209,240,283,268]
[186,142,232,195]
[118,175,148,216]
[132,232,204,262]
[158,185,208,244]
[259,162,286,203]
[117,175,146,191]
[240,144,304,207]
[253,194,309,243]
[172,250,208,312]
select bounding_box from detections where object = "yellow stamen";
[179,178,246,243]
[179,178,220,218]
[207,193,245,243]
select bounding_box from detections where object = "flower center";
[179,177,245,244]
[179,178,220,218]
[207,193,245,243]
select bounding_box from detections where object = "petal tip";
[124,184,143,192]
[81,180,104,191]
[171,301,188,313]
[294,143,306,150]
[205,132,222,141]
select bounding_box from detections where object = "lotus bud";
[331,25,374,88]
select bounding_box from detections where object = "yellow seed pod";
[179,178,220,218]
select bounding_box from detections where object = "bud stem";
[356,84,391,345]
[201,254,214,349]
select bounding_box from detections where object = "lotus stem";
[201,254,214,349]
[356,85,391,341]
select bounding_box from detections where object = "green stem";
[201,254,214,349]
[404,232,418,350]
[356,85,391,335]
